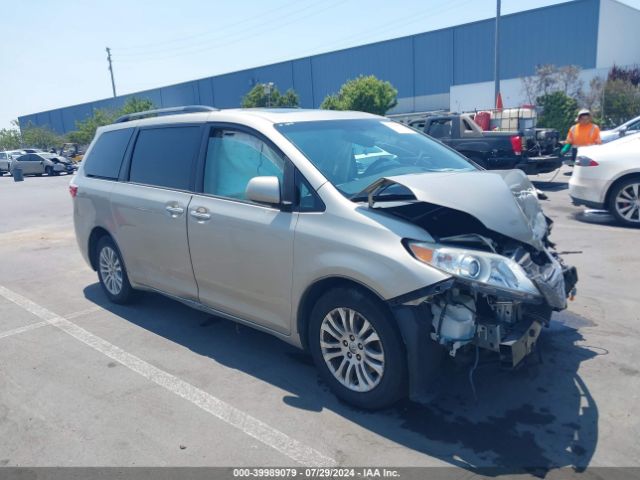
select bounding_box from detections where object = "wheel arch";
[88,226,114,271]
[296,276,389,351]
[604,171,640,209]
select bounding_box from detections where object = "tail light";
[69,184,78,198]
[510,135,523,155]
[575,156,599,167]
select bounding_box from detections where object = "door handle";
[190,207,211,221]
[165,205,185,216]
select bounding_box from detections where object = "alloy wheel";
[320,307,385,393]
[99,246,123,295]
[614,182,640,223]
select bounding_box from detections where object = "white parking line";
[0,285,336,467]
[0,320,50,340]
[65,305,103,320]
[0,305,103,340]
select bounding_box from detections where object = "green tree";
[241,84,299,108]
[602,79,640,128]
[537,91,579,138]
[21,124,63,149]
[119,97,155,115]
[67,108,116,145]
[66,97,155,145]
[0,127,22,150]
[320,75,398,115]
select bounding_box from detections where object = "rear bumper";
[516,155,563,175]
[569,174,607,208]
[570,196,605,210]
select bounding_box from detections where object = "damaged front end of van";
[362,169,578,400]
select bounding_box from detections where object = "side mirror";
[619,127,628,137]
[245,176,281,206]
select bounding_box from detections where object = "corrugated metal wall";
[19,0,600,134]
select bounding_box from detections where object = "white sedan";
[601,115,640,143]
[569,132,640,226]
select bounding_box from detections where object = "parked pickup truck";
[409,113,562,174]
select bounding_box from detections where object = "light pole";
[263,82,274,107]
[494,0,501,107]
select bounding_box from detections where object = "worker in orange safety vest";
[566,108,601,162]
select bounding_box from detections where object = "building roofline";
[20,0,615,121]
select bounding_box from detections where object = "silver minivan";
[72,106,578,409]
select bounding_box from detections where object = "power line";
[114,0,474,66]
[114,0,335,59]
[112,0,474,94]
[286,0,475,59]
[112,0,301,52]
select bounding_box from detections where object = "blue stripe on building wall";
[19,0,600,134]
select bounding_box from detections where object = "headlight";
[406,241,540,297]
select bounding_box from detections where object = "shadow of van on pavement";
[84,284,599,476]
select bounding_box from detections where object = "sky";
[1,0,639,129]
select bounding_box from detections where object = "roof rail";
[114,105,218,123]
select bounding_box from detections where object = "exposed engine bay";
[362,169,578,369]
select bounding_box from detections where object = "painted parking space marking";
[0,320,50,340]
[0,284,336,467]
[0,305,102,340]
[65,305,103,319]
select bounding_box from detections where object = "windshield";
[275,119,475,197]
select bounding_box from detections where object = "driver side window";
[203,129,284,201]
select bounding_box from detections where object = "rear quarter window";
[83,128,134,180]
[128,126,201,190]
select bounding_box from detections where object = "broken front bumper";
[476,317,543,368]
[394,259,578,370]
[474,265,578,368]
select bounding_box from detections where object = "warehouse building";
[19,0,640,134]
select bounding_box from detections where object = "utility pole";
[106,47,117,98]
[494,0,501,107]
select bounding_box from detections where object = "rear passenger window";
[84,128,133,179]
[129,126,201,190]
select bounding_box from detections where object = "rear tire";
[308,287,407,410]
[609,177,640,227]
[96,236,136,304]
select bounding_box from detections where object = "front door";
[188,127,296,334]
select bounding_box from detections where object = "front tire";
[96,236,136,304]
[609,177,640,227]
[309,288,407,409]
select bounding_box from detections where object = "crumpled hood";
[363,169,549,250]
